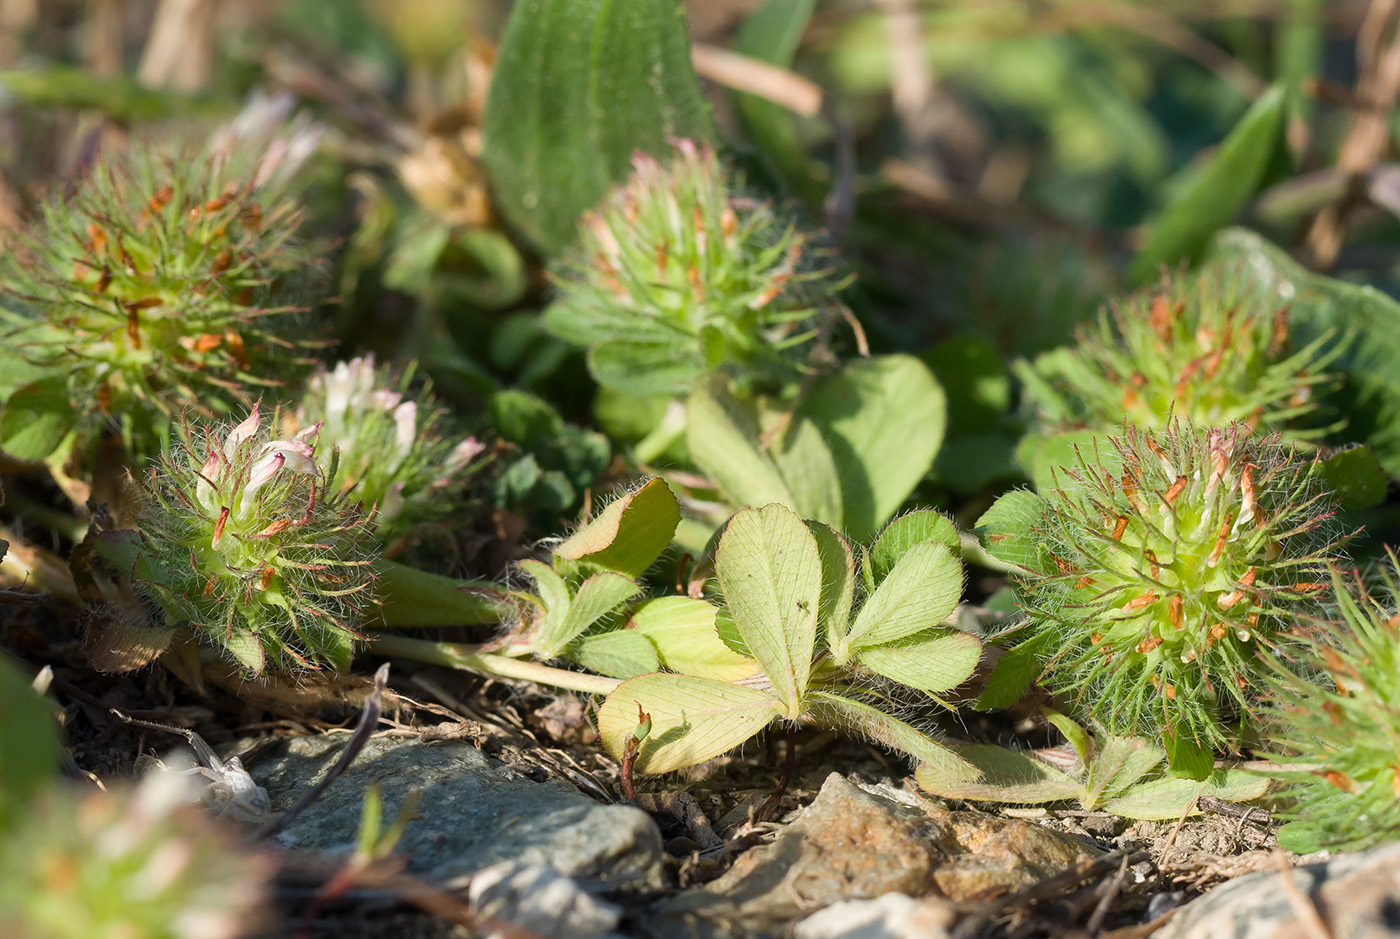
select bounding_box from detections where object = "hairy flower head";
[0,138,325,464]
[1268,564,1400,852]
[1013,423,1344,756]
[1018,264,1344,437]
[545,139,843,396]
[109,405,374,673]
[290,355,484,541]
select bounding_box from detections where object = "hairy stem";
[370,634,622,696]
[373,559,510,627]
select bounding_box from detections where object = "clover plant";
[597,503,981,780]
[976,422,1345,777]
[917,709,1267,819]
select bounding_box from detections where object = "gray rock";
[252,734,664,890]
[1154,841,1400,939]
[794,894,954,939]
[469,862,623,939]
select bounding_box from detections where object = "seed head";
[1019,264,1344,437]
[545,139,843,396]
[1017,423,1345,754]
[108,405,375,674]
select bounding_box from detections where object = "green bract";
[0,768,272,939]
[0,141,321,464]
[1017,263,1343,437]
[1269,566,1400,853]
[597,504,981,780]
[292,356,485,544]
[544,139,840,397]
[98,405,375,674]
[978,423,1345,776]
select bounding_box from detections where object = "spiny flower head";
[1015,423,1343,757]
[1018,264,1344,437]
[109,405,375,673]
[0,764,272,939]
[544,138,842,396]
[0,140,324,463]
[1269,564,1400,853]
[290,355,485,542]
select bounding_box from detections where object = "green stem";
[633,398,688,466]
[374,559,511,627]
[370,634,621,695]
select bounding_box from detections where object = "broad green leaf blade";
[540,571,641,658]
[1314,445,1386,511]
[0,379,76,462]
[556,478,681,577]
[870,510,960,585]
[571,629,661,679]
[686,382,794,510]
[1164,724,1215,782]
[716,504,821,714]
[1130,84,1286,283]
[805,691,976,781]
[843,543,962,653]
[974,490,1049,574]
[1083,734,1165,809]
[481,0,713,254]
[518,559,570,615]
[799,355,946,543]
[857,629,982,697]
[629,596,759,681]
[806,521,855,652]
[914,743,1081,804]
[598,673,779,773]
[733,0,822,200]
[974,631,1052,711]
[588,339,705,398]
[770,416,844,528]
[375,560,507,627]
[1100,770,1269,821]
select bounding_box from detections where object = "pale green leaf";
[1042,709,1094,768]
[806,521,855,652]
[715,504,822,714]
[842,543,962,654]
[857,629,982,697]
[870,510,960,585]
[598,673,779,773]
[539,571,640,657]
[914,744,1080,804]
[0,378,76,462]
[769,415,844,529]
[1100,771,1268,820]
[1084,735,1164,808]
[571,629,660,679]
[556,478,681,577]
[799,355,946,543]
[974,490,1049,573]
[629,596,759,681]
